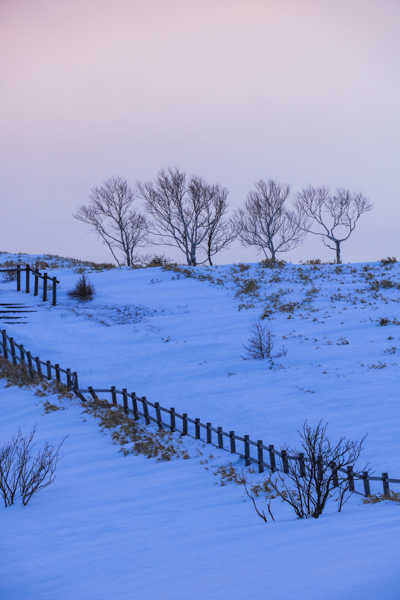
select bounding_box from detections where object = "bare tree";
[234,179,307,262]
[73,176,149,267]
[200,190,237,266]
[266,421,368,519]
[242,318,275,360]
[293,186,373,264]
[138,168,232,266]
[0,425,66,507]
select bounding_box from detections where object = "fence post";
[9,338,17,366]
[347,466,355,492]
[362,472,371,497]
[268,445,276,472]
[217,427,223,449]
[43,273,48,301]
[66,368,72,388]
[257,440,264,473]
[55,363,61,383]
[195,418,200,440]
[244,435,250,467]
[142,397,150,425]
[35,357,43,379]
[72,372,79,391]
[122,389,129,414]
[281,450,289,474]
[154,402,162,428]
[111,386,117,406]
[182,413,188,436]
[26,352,34,379]
[19,344,26,364]
[131,393,139,420]
[1,330,7,359]
[46,360,52,380]
[34,271,39,296]
[206,423,212,445]
[229,431,236,454]
[25,264,30,294]
[17,264,21,291]
[331,462,339,487]
[88,386,97,400]
[52,277,57,306]
[382,473,390,496]
[170,407,176,432]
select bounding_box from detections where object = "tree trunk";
[336,241,341,264]
[190,247,197,267]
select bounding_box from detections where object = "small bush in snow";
[67,274,96,302]
[380,256,397,266]
[235,278,260,297]
[0,425,65,507]
[379,317,390,326]
[1,270,17,283]
[242,318,274,360]
[265,421,368,519]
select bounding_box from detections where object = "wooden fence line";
[0,265,59,305]
[0,328,398,498]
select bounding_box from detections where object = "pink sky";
[1,0,399,264]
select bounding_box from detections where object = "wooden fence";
[0,265,59,306]
[0,327,398,498]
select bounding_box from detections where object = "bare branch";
[73,176,149,266]
[266,421,368,519]
[138,168,232,266]
[293,186,373,263]
[234,179,307,261]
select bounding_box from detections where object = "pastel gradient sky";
[1,0,399,264]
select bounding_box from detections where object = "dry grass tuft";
[81,397,189,461]
[362,491,400,504]
[0,358,40,388]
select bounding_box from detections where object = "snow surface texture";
[1,253,399,598]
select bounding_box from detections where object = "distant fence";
[0,265,59,306]
[0,327,399,498]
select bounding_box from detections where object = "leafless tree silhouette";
[242,318,275,360]
[267,421,368,519]
[234,179,307,262]
[74,176,149,266]
[138,168,233,266]
[0,425,66,507]
[293,186,373,264]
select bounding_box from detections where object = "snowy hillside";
[1,252,399,476]
[1,252,399,599]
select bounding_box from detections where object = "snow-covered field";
[1,252,399,598]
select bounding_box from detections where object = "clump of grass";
[235,278,260,297]
[380,279,397,289]
[278,301,299,313]
[213,462,247,486]
[67,274,96,302]
[258,258,286,269]
[81,396,189,461]
[235,263,251,272]
[41,399,66,413]
[0,359,39,388]
[380,257,397,266]
[363,491,400,504]
[379,317,390,326]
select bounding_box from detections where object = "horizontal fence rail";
[0,328,399,498]
[0,265,59,305]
